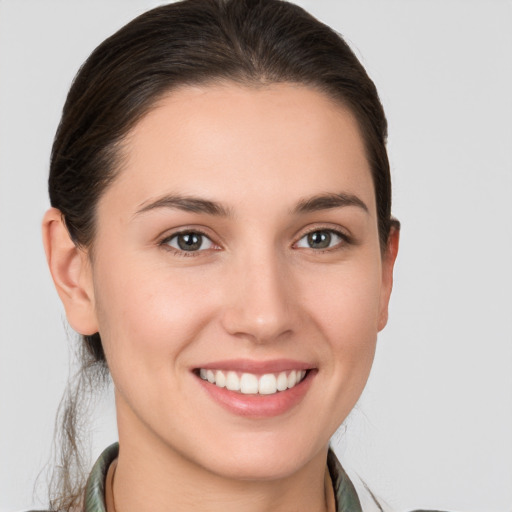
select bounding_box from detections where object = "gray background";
[0,1,511,511]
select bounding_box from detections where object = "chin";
[187,430,327,481]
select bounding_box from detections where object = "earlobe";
[377,226,400,331]
[42,208,99,335]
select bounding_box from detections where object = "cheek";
[305,258,382,335]
[301,257,382,379]
[92,255,219,377]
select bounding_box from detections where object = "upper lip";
[193,359,314,374]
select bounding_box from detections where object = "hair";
[46,0,396,510]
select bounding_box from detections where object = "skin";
[43,82,399,512]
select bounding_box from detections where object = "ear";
[378,225,400,331]
[42,208,99,335]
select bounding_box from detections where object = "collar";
[84,443,363,512]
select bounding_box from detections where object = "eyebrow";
[135,191,368,218]
[292,192,369,214]
[135,194,231,217]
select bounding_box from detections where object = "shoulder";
[328,447,451,512]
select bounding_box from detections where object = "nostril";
[220,307,295,344]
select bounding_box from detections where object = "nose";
[220,250,298,344]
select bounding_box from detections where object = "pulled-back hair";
[47,0,393,509]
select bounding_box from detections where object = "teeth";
[287,370,297,388]
[258,373,277,395]
[276,372,288,391]
[215,370,226,388]
[240,373,259,394]
[226,371,240,391]
[198,369,308,395]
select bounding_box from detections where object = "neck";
[109,414,334,512]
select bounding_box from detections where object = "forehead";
[104,82,375,216]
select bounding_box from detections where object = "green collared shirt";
[83,443,443,512]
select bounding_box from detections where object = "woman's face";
[80,83,397,479]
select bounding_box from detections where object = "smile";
[198,369,308,395]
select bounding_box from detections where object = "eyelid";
[158,227,221,255]
[156,223,353,255]
[292,225,352,250]
[157,224,219,243]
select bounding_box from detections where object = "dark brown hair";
[47,0,394,509]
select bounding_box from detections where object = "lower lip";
[195,371,316,418]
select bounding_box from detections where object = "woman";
[38,0,433,510]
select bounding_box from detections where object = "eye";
[295,229,345,250]
[163,231,215,252]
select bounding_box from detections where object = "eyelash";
[159,229,218,257]
[294,227,351,252]
[159,226,351,257]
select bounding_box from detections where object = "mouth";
[195,368,309,395]
[192,360,316,418]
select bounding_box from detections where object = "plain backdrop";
[0,1,511,511]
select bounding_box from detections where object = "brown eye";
[296,230,344,250]
[165,232,214,252]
